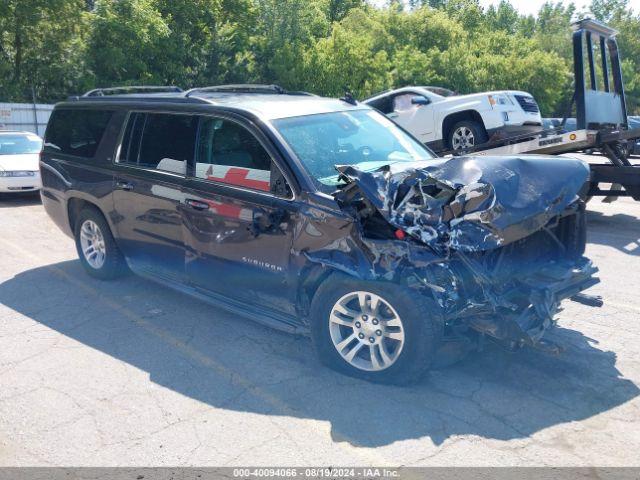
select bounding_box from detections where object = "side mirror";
[411,96,430,106]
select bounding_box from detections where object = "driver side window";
[393,94,419,113]
[392,93,429,114]
[195,116,291,197]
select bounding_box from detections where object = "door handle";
[185,198,210,211]
[115,180,135,191]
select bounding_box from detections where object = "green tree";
[201,0,261,85]
[439,0,485,32]
[153,0,224,86]
[533,2,576,59]
[86,0,170,87]
[253,0,329,87]
[0,0,88,102]
[390,6,465,52]
[155,0,259,86]
[301,8,392,97]
[326,0,364,23]
[590,0,629,21]
[1,0,638,115]
[485,0,520,34]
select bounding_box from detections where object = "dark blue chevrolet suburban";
[39,85,599,384]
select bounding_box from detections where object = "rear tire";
[74,207,127,280]
[310,273,441,385]
[448,120,488,151]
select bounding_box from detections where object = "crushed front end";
[332,155,600,352]
[436,206,598,351]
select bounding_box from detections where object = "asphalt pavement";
[1,155,639,466]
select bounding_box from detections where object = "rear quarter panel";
[40,109,127,238]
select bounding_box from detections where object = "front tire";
[448,120,488,151]
[74,207,127,280]
[310,274,441,385]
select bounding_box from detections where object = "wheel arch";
[67,196,116,238]
[296,262,397,323]
[67,197,90,233]
[296,264,340,321]
[297,262,444,323]
[441,110,487,148]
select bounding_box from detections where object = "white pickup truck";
[363,86,543,152]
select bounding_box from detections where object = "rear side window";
[117,112,198,174]
[44,109,113,158]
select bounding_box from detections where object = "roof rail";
[185,84,315,97]
[81,86,183,97]
[69,96,213,105]
[185,84,285,97]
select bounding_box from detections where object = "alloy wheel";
[451,126,475,150]
[79,219,106,269]
[329,291,405,371]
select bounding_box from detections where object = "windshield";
[0,133,43,155]
[273,109,435,192]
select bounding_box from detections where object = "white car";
[0,131,43,193]
[364,86,543,152]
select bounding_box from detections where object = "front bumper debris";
[466,257,599,348]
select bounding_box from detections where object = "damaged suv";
[40,85,599,384]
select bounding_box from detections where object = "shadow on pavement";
[587,209,640,255]
[0,259,637,448]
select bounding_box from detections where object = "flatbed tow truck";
[442,19,640,203]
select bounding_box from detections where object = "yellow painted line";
[0,236,391,464]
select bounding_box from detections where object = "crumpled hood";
[336,155,590,252]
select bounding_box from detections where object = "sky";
[480,0,589,16]
[479,0,640,16]
[371,0,640,16]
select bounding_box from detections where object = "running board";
[130,265,309,336]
